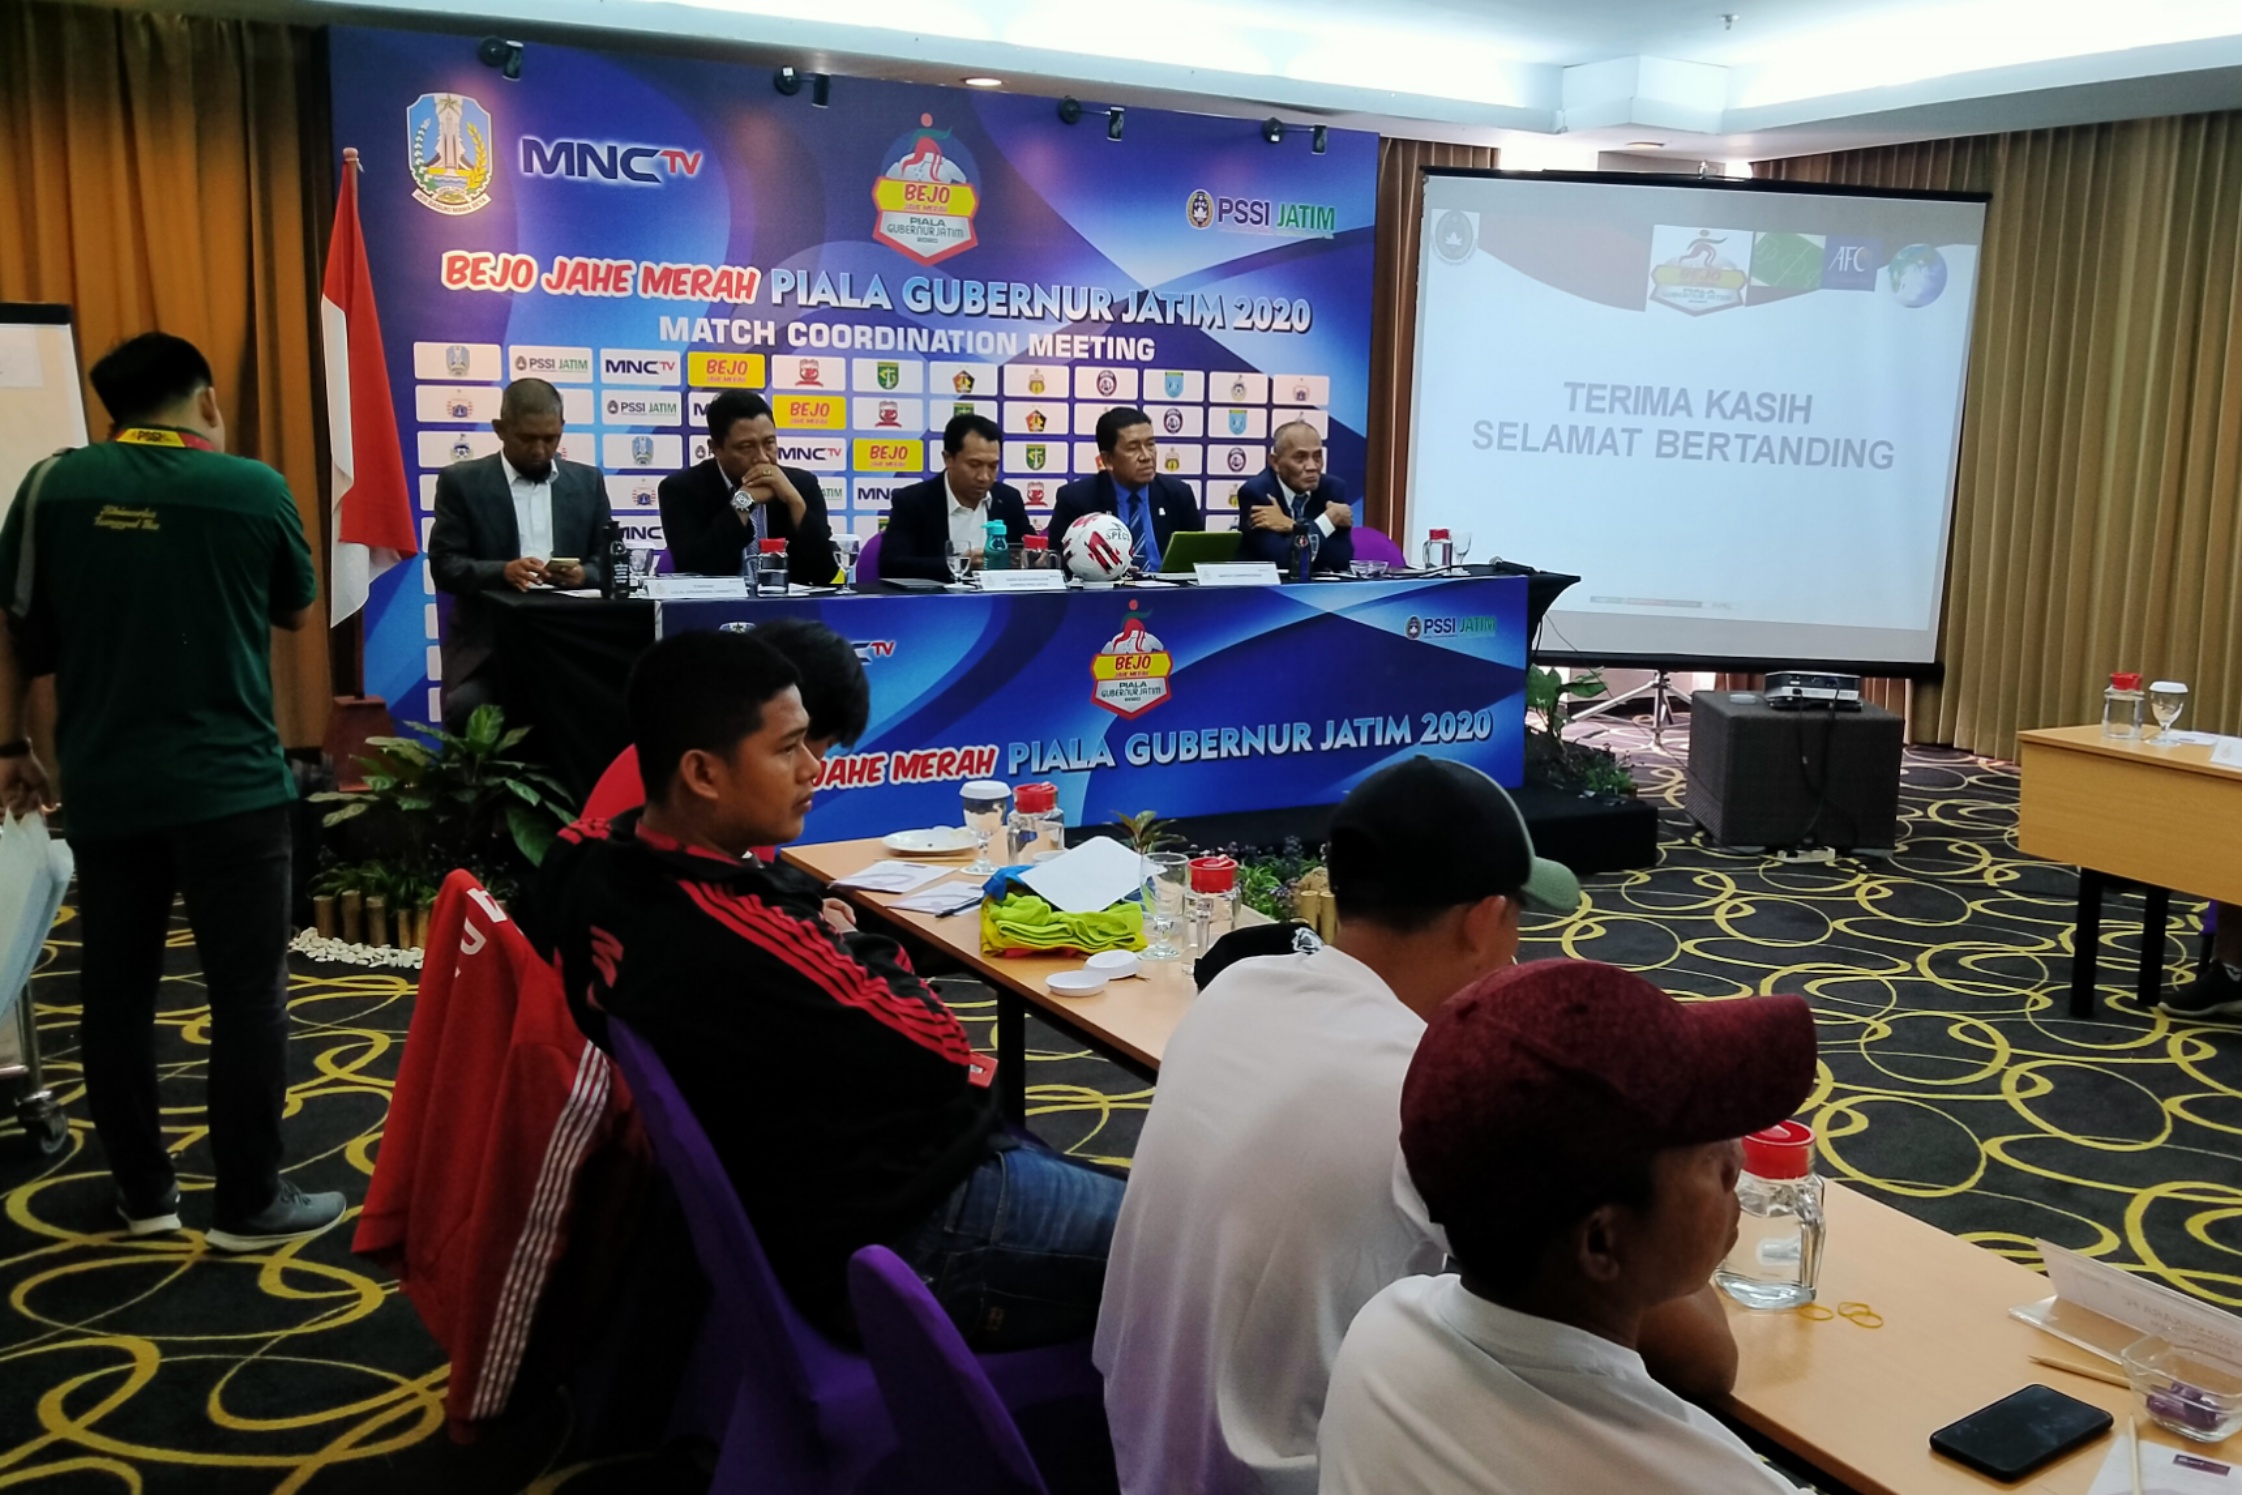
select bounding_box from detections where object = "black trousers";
[73,803,293,1220]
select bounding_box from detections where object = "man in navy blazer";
[881,414,1032,582]
[1045,407,1202,569]
[428,379,611,729]
[1236,419,1355,575]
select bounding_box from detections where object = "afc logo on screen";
[520,137,703,184]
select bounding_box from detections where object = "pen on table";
[2027,1354,2130,1390]
[2130,1414,2143,1495]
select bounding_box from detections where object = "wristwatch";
[729,487,756,514]
[0,740,31,759]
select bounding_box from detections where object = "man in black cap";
[1098,757,1627,1495]
[1321,961,1817,1494]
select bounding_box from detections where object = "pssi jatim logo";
[1091,607,1172,719]
[872,114,981,265]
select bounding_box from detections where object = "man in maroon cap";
[1319,961,1817,1495]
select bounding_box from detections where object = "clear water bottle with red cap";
[1007,781,1064,863]
[2103,672,2145,739]
[1715,1120,1825,1309]
[1185,855,1239,955]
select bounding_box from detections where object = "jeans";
[888,1138,1124,1351]
[73,804,293,1221]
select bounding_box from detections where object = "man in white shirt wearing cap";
[1096,757,1737,1495]
[1319,961,1817,1494]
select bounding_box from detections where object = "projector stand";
[1572,669,1684,748]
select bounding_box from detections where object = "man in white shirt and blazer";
[427,378,610,729]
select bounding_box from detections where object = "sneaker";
[117,1187,182,1237]
[2158,961,2242,1022]
[205,1181,346,1253]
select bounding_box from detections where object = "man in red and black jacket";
[523,628,1121,1346]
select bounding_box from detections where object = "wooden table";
[783,837,1216,1119]
[1725,1183,2186,1494]
[2017,725,2242,1015]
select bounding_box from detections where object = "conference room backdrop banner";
[326,26,1378,723]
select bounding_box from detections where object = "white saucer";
[1046,969,1110,996]
[1086,951,1141,979]
[883,827,977,856]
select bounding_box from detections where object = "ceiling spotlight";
[1626,140,1665,149]
[962,76,1003,88]
[1057,96,1084,125]
[1722,11,1739,27]
[774,65,803,96]
[1261,117,1285,145]
[1107,107,1125,142]
[476,36,523,82]
[811,73,830,107]
[1311,125,1327,155]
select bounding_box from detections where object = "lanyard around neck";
[115,427,215,452]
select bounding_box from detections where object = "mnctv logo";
[521,137,703,183]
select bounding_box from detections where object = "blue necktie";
[1127,487,1159,569]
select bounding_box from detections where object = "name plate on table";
[979,570,1067,594]
[2012,1241,2242,1363]
[1194,562,1282,587]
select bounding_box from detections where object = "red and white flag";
[320,147,416,625]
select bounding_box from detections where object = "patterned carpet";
[0,715,2234,1491]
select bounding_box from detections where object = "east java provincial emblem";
[408,93,494,216]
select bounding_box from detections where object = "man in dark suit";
[1045,407,1202,570]
[659,390,837,585]
[1236,419,1356,576]
[428,378,610,730]
[881,413,1030,582]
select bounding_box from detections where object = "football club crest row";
[405,342,1335,542]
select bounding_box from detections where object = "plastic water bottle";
[1290,525,1318,582]
[604,522,629,598]
[2103,672,2145,739]
[984,519,1011,571]
[1715,1120,1825,1309]
[1007,781,1064,862]
[1185,856,1239,955]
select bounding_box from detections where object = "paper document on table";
[2211,737,2242,770]
[1018,835,1146,915]
[890,882,985,915]
[643,576,752,599]
[830,860,950,894]
[2013,1242,2242,1365]
[2086,1436,2240,1495]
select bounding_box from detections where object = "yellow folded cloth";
[981,892,1145,957]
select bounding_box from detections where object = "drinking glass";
[1141,851,1189,961]
[2149,680,2189,742]
[961,780,1010,875]
[1450,530,1475,565]
[946,541,974,586]
[626,544,658,590]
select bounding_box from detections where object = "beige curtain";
[1761,115,2242,758]
[1365,139,1499,538]
[0,0,333,747]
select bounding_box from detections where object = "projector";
[1765,671,1862,710]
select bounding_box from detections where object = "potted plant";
[1523,666,1637,798]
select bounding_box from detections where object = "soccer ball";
[1062,512,1136,583]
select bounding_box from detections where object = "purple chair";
[606,1020,1108,1495]
[1352,525,1406,567]
[855,530,886,587]
[850,1246,1049,1495]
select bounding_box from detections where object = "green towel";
[981,892,1145,956]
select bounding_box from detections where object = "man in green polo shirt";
[0,332,344,1251]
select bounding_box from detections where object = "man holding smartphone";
[428,378,609,729]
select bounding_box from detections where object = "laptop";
[1158,530,1244,574]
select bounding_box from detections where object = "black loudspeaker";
[1686,690,1904,851]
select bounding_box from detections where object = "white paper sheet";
[2211,737,2242,771]
[830,860,950,894]
[891,881,985,915]
[2086,1435,2241,1495]
[0,326,41,389]
[1018,835,1147,915]
[2034,1241,2242,1364]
